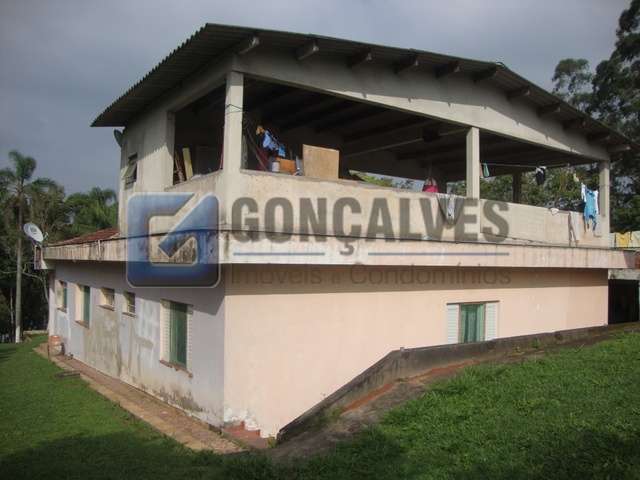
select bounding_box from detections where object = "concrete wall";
[49,261,226,426]
[223,264,608,437]
[224,169,608,247]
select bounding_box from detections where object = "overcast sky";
[0,0,630,194]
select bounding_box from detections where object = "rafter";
[507,86,531,101]
[435,61,461,78]
[296,40,319,61]
[537,103,562,117]
[473,66,499,83]
[237,35,260,55]
[394,54,419,74]
[348,49,373,69]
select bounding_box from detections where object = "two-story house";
[44,24,638,439]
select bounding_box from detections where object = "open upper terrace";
[44,24,640,268]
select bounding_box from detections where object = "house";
[43,24,639,439]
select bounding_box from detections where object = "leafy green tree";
[65,187,117,237]
[551,0,640,232]
[552,58,594,111]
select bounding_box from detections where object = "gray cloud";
[0,0,629,193]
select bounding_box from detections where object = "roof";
[92,23,637,151]
[52,227,119,246]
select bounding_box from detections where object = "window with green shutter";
[82,285,91,326]
[459,303,485,343]
[169,302,188,367]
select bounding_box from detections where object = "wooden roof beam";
[343,117,435,144]
[237,35,260,55]
[473,66,499,83]
[563,118,587,131]
[296,40,319,61]
[435,61,461,79]
[348,49,373,69]
[394,54,419,74]
[537,102,562,117]
[507,86,531,101]
[314,106,386,133]
[608,144,631,154]
[588,132,612,144]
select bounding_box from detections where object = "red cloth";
[423,184,439,193]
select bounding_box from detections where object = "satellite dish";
[23,223,44,244]
[113,129,124,147]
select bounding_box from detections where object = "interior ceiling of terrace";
[191,77,595,181]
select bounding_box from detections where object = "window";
[161,300,190,369]
[446,302,498,344]
[78,285,91,326]
[100,288,115,309]
[123,292,136,316]
[56,280,67,311]
[459,304,484,343]
[123,153,138,187]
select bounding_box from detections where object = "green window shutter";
[170,302,188,367]
[83,286,91,325]
[446,304,459,344]
[62,284,67,310]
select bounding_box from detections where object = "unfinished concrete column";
[222,70,244,172]
[599,159,610,240]
[512,173,522,203]
[466,127,480,198]
[463,127,481,239]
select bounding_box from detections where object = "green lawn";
[2,334,640,479]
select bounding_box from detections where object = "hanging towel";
[436,193,464,225]
[631,231,640,248]
[482,163,490,178]
[581,183,599,230]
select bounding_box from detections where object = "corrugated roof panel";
[90,23,637,152]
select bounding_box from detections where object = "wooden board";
[302,145,339,180]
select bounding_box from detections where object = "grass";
[2,334,640,479]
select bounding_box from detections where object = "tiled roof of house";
[52,227,119,246]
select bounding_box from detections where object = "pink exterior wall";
[223,265,608,437]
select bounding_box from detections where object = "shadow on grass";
[2,423,639,479]
[0,344,19,364]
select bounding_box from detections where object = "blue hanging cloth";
[582,184,599,230]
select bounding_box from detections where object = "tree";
[0,151,55,342]
[65,187,117,237]
[551,0,640,232]
[552,58,594,112]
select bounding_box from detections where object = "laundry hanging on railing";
[581,183,599,230]
[535,166,547,186]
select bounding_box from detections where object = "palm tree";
[0,150,54,342]
[65,187,117,237]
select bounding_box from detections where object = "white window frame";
[99,287,115,310]
[446,301,498,344]
[56,280,67,311]
[160,299,193,374]
[123,291,136,316]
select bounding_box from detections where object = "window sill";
[57,307,67,313]
[122,311,137,318]
[160,359,192,378]
[99,304,115,311]
[75,320,89,329]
